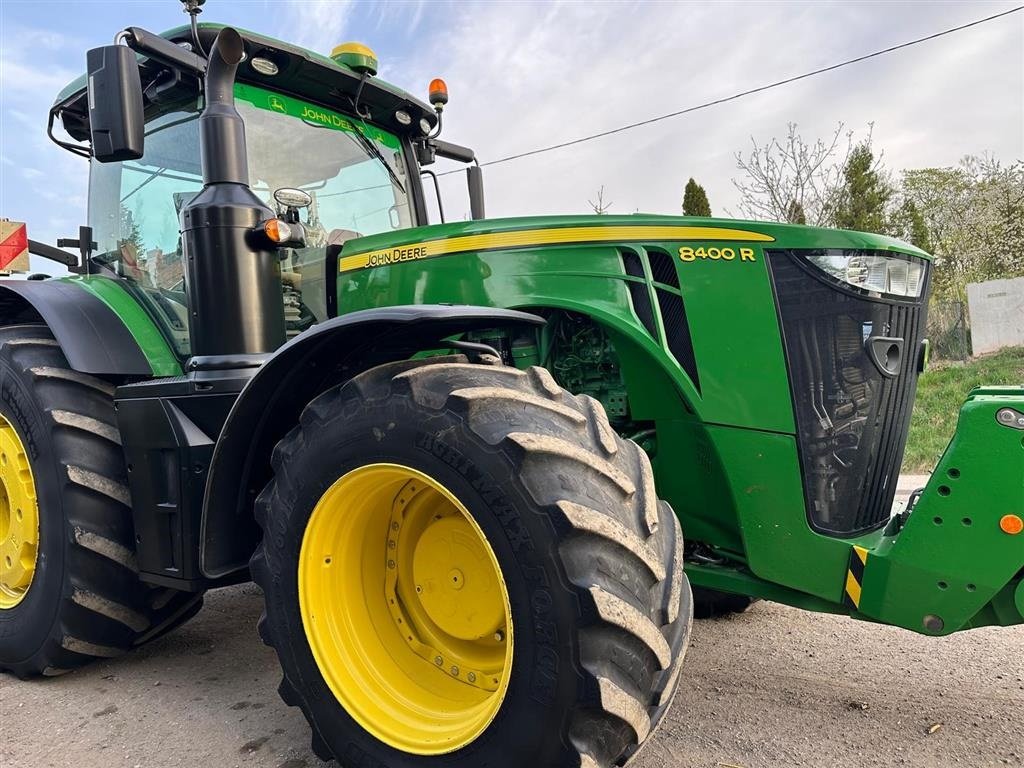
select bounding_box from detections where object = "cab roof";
[52,22,437,143]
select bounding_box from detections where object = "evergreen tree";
[785,199,807,224]
[832,142,893,233]
[889,198,931,253]
[682,178,711,216]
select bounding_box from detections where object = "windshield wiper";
[299,117,406,194]
[348,124,406,195]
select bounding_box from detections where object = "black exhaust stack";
[180,27,286,360]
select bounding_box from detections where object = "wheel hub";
[384,477,507,694]
[0,414,39,609]
[412,515,504,641]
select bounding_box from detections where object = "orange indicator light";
[999,514,1023,535]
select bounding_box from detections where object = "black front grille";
[768,250,928,536]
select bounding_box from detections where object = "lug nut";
[494,630,504,642]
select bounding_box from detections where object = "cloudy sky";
[0,0,1021,269]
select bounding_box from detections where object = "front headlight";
[805,250,926,298]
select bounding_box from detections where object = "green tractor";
[1,4,1021,767]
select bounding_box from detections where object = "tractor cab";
[50,24,470,354]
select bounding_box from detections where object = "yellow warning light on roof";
[331,42,378,76]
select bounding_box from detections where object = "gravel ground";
[2,477,1021,768]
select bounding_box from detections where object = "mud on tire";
[251,356,693,768]
[0,325,203,677]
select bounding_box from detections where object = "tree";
[900,155,1024,299]
[888,197,931,253]
[785,200,807,224]
[682,178,711,216]
[119,205,144,255]
[588,186,612,215]
[832,138,893,234]
[731,122,857,225]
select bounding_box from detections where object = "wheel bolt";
[494,630,504,642]
[467,672,476,683]
[434,656,443,666]
[450,666,459,677]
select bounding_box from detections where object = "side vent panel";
[621,249,658,339]
[647,248,680,289]
[655,289,701,394]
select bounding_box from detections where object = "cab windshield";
[88,83,414,354]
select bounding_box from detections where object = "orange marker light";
[429,78,449,109]
[999,514,1023,535]
[263,219,292,244]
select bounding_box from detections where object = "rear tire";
[0,324,203,677]
[252,357,692,768]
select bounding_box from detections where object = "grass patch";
[902,346,1024,472]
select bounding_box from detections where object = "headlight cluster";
[806,250,926,298]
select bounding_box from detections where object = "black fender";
[199,304,544,578]
[0,280,152,375]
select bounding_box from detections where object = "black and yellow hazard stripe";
[338,225,775,273]
[843,545,869,609]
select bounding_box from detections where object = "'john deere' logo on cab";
[365,245,428,268]
[301,105,353,131]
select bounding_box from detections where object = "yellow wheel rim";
[299,463,513,755]
[0,413,39,609]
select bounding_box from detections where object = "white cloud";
[280,0,357,52]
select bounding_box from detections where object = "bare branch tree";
[730,122,856,226]
[588,185,613,215]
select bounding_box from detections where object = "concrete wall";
[966,276,1024,356]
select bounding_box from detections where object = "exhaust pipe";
[200,28,248,186]
[180,27,286,360]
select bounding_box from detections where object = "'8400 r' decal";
[678,246,757,263]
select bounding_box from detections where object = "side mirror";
[467,165,485,220]
[86,45,145,162]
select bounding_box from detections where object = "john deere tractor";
[1,4,1021,767]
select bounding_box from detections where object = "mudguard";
[199,304,544,578]
[0,280,151,375]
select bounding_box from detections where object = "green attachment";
[852,387,1024,634]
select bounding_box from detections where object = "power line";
[470,5,1023,170]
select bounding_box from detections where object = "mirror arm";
[28,240,82,269]
[431,139,476,164]
[121,26,207,75]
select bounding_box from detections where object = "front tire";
[252,357,692,767]
[0,324,203,677]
